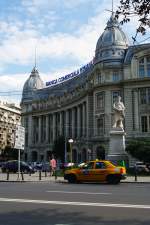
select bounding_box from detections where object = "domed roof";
[22,67,44,101]
[96,15,128,49]
[95,14,129,64]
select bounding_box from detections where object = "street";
[0,182,150,224]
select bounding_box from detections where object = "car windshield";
[81,162,94,169]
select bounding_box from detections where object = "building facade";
[21,14,150,164]
[0,102,21,157]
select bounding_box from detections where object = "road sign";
[14,125,25,150]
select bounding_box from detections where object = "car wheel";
[68,174,77,183]
[107,175,120,184]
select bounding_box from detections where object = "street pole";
[68,139,73,166]
[18,149,20,180]
[70,142,72,164]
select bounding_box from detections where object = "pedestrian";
[50,156,57,177]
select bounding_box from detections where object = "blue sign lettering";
[46,60,93,87]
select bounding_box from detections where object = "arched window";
[82,149,87,162]
[72,149,77,163]
[32,151,38,162]
[96,146,105,160]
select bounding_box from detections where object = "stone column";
[77,105,81,138]
[133,89,139,131]
[53,113,56,141]
[86,94,93,139]
[49,114,52,143]
[83,102,86,137]
[72,108,75,139]
[65,110,69,138]
[46,115,49,143]
[59,111,63,136]
[38,116,42,144]
[28,115,33,146]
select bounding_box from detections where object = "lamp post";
[68,139,73,165]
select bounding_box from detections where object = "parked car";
[41,162,50,172]
[29,162,42,171]
[64,159,126,184]
[1,160,35,173]
[135,162,149,173]
[0,161,5,167]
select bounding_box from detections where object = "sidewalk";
[0,172,150,183]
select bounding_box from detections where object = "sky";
[0,0,149,105]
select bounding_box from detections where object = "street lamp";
[68,139,73,165]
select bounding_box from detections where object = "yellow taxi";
[64,160,126,184]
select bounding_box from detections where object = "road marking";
[0,198,150,209]
[46,191,112,195]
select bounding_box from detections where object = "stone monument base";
[107,128,128,166]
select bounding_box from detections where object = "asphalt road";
[0,182,150,225]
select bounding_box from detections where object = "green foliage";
[1,146,19,161]
[115,0,150,41]
[52,136,67,162]
[126,139,150,163]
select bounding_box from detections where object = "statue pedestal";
[107,128,128,165]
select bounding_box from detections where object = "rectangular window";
[139,65,145,78]
[148,88,150,104]
[147,64,150,77]
[97,74,102,84]
[140,88,147,104]
[97,116,104,135]
[96,92,104,109]
[141,116,148,132]
[113,73,119,82]
[147,57,150,63]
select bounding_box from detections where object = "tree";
[115,0,150,41]
[1,146,18,161]
[126,139,150,163]
[52,136,69,162]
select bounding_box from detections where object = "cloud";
[0,0,141,70]
[0,0,147,105]
[0,64,84,104]
[0,2,108,69]
[0,73,28,105]
[21,0,100,12]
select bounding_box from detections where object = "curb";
[0,179,150,184]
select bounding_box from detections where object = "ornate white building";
[21,14,150,163]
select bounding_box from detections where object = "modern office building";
[21,14,150,164]
[0,102,21,158]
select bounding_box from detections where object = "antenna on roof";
[105,0,114,15]
[112,0,114,15]
[34,46,37,68]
